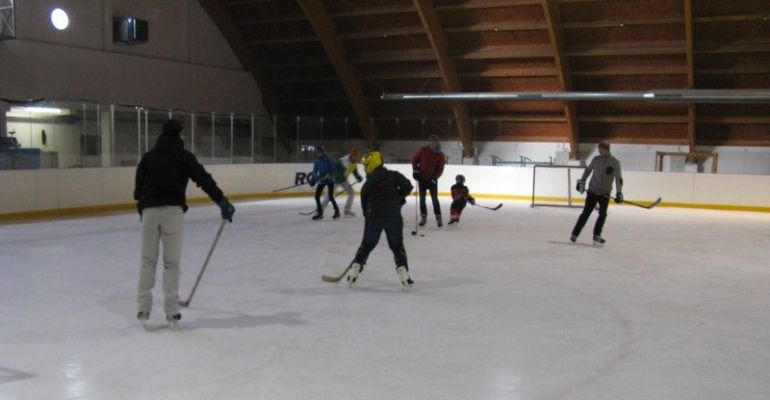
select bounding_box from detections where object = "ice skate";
[570,234,577,243]
[418,214,427,227]
[332,209,341,219]
[343,210,356,218]
[396,266,414,289]
[347,262,362,284]
[137,311,150,330]
[436,215,443,228]
[312,213,323,221]
[593,235,606,245]
[166,313,181,329]
[448,217,458,225]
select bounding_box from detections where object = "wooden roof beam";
[684,0,696,152]
[542,0,580,159]
[563,17,681,29]
[413,0,475,157]
[566,41,685,56]
[295,0,378,150]
[437,0,543,10]
[445,21,548,32]
[198,0,292,153]
[572,66,687,76]
[270,66,560,84]
[337,45,555,64]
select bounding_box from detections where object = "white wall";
[0,0,265,114]
[6,117,87,168]
[374,140,770,175]
[2,164,769,216]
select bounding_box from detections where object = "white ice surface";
[1,198,769,400]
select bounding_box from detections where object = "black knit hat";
[162,119,184,137]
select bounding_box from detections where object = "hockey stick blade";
[321,265,352,283]
[473,203,503,211]
[624,197,661,209]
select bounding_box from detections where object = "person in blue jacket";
[311,145,340,220]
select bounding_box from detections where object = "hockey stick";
[272,182,307,193]
[299,182,359,215]
[179,219,227,307]
[321,264,352,283]
[472,202,503,211]
[410,183,424,237]
[623,197,662,209]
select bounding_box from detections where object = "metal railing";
[491,155,554,167]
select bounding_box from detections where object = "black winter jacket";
[134,135,224,213]
[360,166,413,217]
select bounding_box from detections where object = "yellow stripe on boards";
[1,191,768,224]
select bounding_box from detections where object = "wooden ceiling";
[204,0,770,154]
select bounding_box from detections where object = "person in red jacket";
[411,134,445,227]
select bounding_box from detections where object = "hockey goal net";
[530,164,586,208]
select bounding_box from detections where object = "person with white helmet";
[346,151,415,288]
[320,148,363,217]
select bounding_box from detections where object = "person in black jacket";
[133,119,235,328]
[346,151,415,288]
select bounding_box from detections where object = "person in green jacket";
[321,148,363,217]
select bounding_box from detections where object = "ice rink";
[1,197,769,400]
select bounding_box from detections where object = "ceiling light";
[7,107,64,117]
[24,107,63,114]
[50,8,69,30]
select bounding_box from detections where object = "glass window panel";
[297,116,322,163]
[275,116,297,162]
[397,119,424,141]
[193,113,213,164]
[113,105,141,167]
[254,115,275,162]
[233,114,252,164]
[213,114,231,162]
[169,111,193,152]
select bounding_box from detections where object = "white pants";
[322,181,355,212]
[138,206,184,317]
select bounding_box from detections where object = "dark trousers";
[315,182,338,215]
[450,198,467,219]
[418,179,441,216]
[572,191,610,238]
[353,216,408,270]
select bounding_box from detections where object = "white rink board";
[2,164,770,215]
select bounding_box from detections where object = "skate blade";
[140,321,169,332]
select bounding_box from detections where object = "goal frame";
[530,164,586,208]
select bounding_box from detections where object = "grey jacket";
[581,155,623,196]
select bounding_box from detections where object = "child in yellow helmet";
[347,151,415,288]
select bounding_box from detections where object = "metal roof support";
[413,0,475,157]
[296,0,378,150]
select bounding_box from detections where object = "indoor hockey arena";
[1,1,769,399]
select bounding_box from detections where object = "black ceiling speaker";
[113,17,148,45]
